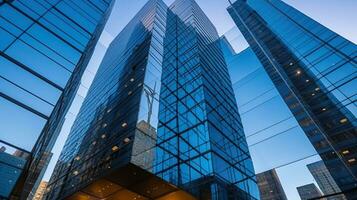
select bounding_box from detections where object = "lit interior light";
[296,70,301,75]
[322,108,326,111]
[92,141,97,145]
[130,78,135,82]
[124,138,130,143]
[128,91,132,95]
[315,87,320,91]
[342,150,350,155]
[112,145,119,152]
[101,134,106,139]
[305,79,310,83]
[340,118,348,124]
[107,109,112,113]
[122,122,128,128]
[312,93,315,96]
[289,62,294,66]
[348,158,356,163]
[73,171,79,175]
[103,123,107,128]
[74,156,80,161]
[138,83,143,87]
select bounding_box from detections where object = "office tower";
[297,183,324,200]
[308,161,347,200]
[228,0,357,197]
[0,0,115,198]
[156,0,258,199]
[32,181,48,200]
[46,0,258,199]
[255,169,287,200]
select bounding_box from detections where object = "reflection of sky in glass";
[222,40,321,199]
[41,1,357,199]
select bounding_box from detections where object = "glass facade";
[256,169,287,200]
[228,0,357,198]
[307,161,347,200]
[0,0,114,198]
[46,0,258,199]
[155,0,258,199]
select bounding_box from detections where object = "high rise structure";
[0,0,115,198]
[255,169,287,200]
[32,181,48,200]
[228,0,357,198]
[308,161,347,200]
[46,0,258,199]
[297,183,324,200]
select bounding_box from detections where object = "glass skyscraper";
[297,183,323,200]
[228,0,357,198]
[256,169,287,200]
[308,161,347,200]
[0,0,114,198]
[46,0,258,199]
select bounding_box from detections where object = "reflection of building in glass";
[256,169,287,200]
[0,0,115,198]
[228,0,357,198]
[297,183,324,200]
[307,161,347,200]
[32,181,48,200]
[46,0,257,199]
[0,150,27,198]
[132,120,157,171]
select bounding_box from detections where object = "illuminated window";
[289,62,294,66]
[340,118,348,124]
[322,108,326,111]
[315,87,320,91]
[73,170,79,175]
[348,158,356,163]
[130,78,135,82]
[296,70,301,75]
[312,93,315,96]
[128,91,132,95]
[121,122,128,128]
[124,138,130,143]
[112,146,119,152]
[101,134,106,139]
[74,156,80,161]
[305,79,310,83]
[342,150,350,155]
[103,123,107,128]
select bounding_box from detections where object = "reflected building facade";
[256,169,287,200]
[308,161,347,200]
[228,0,357,198]
[297,183,324,200]
[0,0,114,198]
[46,0,258,199]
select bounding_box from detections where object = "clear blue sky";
[42,1,357,200]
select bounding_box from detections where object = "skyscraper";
[256,169,287,200]
[0,0,115,198]
[307,161,347,200]
[32,181,48,200]
[297,183,324,200]
[228,0,357,197]
[46,0,258,199]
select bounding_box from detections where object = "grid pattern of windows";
[228,0,357,198]
[154,0,258,199]
[46,0,167,199]
[0,0,114,198]
[47,0,258,199]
